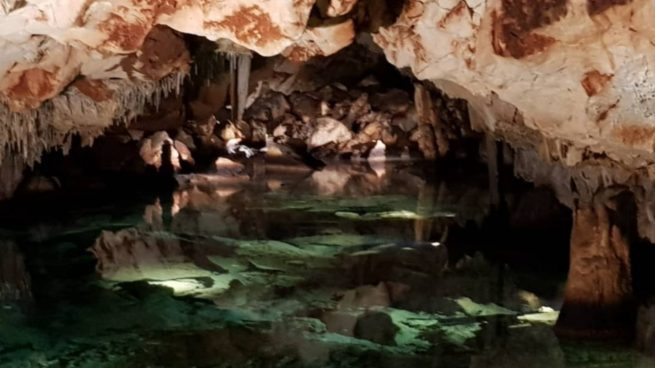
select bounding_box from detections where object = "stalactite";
[0,71,187,170]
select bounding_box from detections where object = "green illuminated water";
[0,162,647,367]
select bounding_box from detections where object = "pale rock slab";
[308,117,353,149]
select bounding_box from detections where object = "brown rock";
[289,92,322,123]
[344,93,371,126]
[555,198,635,338]
[370,89,411,115]
[189,77,230,121]
[72,79,113,102]
[215,157,245,176]
[244,90,290,123]
[134,25,190,80]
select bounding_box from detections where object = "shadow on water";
[0,159,652,367]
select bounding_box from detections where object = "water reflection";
[0,241,31,303]
[0,161,651,367]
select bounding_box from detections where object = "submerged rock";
[354,311,398,346]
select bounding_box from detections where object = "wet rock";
[338,283,391,310]
[91,228,213,282]
[367,140,386,177]
[311,166,352,195]
[308,117,353,149]
[311,141,343,160]
[265,136,325,170]
[215,157,245,176]
[354,311,397,345]
[321,310,359,336]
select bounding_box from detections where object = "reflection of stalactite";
[414,181,435,242]
[0,241,32,302]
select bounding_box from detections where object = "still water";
[0,161,649,367]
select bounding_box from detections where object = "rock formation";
[555,194,635,338]
[375,0,655,169]
[0,0,357,173]
[0,0,652,173]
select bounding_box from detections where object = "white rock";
[308,117,353,149]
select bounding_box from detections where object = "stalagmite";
[555,193,635,338]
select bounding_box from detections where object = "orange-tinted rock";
[581,70,613,97]
[5,68,60,110]
[134,25,190,80]
[99,14,150,52]
[72,79,114,102]
[203,6,285,48]
[282,21,355,62]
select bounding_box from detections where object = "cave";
[1,0,655,366]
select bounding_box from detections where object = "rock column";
[555,195,635,338]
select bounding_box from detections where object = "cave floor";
[0,161,648,367]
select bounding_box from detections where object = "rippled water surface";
[0,162,648,367]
